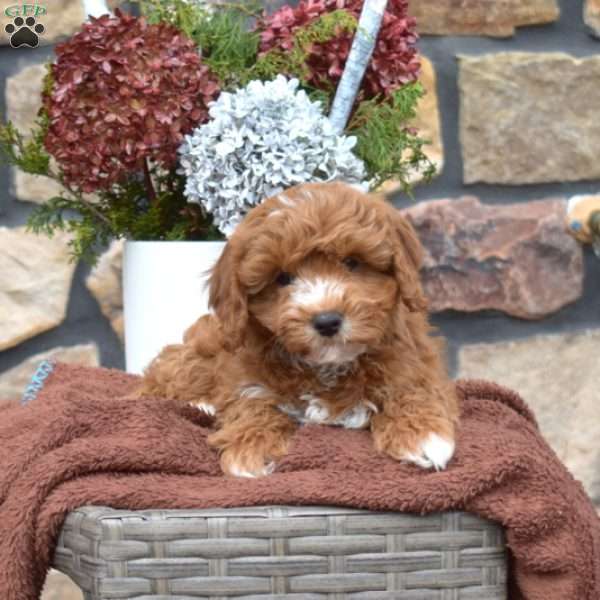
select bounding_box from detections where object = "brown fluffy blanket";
[0,362,598,600]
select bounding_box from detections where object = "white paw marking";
[303,396,330,424]
[192,402,216,416]
[331,401,377,429]
[229,461,275,478]
[403,433,455,471]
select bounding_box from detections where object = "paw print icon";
[5,16,45,48]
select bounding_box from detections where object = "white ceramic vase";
[122,240,226,375]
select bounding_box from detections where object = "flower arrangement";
[0,0,434,262]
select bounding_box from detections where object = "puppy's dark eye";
[275,271,294,286]
[342,256,360,271]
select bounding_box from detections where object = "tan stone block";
[381,56,443,193]
[5,63,47,133]
[409,0,559,37]
[585,0,600,38]
[42,570,83,600]
[5,62,63,204]
[12,168,66,205]
[40,0,85,43]
[0,227,76,351]
[460,53,600,184]
[0,344,99,400]
[5,62,101,204]
[458,330,600,504]
[86,240,124,342]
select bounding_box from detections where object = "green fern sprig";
[191,6,261,88]
[347,82,437,192]
[0,115,51,176]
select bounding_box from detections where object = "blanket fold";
[0,362,598,600]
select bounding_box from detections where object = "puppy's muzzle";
[312,311,344,337]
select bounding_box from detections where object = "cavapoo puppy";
[141,182,459,477]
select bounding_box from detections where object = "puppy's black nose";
[312,311,344,337]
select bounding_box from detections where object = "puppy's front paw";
[373,418,455,471]
[220,449,276,478]
[402,433,455,471]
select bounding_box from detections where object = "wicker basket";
[54,505,507,599]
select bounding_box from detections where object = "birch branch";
[328,0,388,134]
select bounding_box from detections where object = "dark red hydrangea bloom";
[258,0,420,101]
[44,10,219,192]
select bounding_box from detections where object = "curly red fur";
[140,182,459,477]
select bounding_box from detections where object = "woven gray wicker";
[54,505,507,600]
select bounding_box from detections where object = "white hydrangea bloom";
[178,76,367,236]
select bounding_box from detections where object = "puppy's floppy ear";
[389,209,428,313]
[208,241,248,351]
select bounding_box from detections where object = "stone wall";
[1,1,599,596]
[408,0,600,510]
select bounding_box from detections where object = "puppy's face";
[248,246,396,364]
[209,182,426,363]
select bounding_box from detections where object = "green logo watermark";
[4,3,47,47]
[4,4,47,17]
